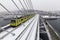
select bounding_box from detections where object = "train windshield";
[11,20,16,23]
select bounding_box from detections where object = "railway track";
[25,15,39,40]
[15,14,39,40]
[25,19,36,40]
[0,15,36,40]
[16,15,36,40]
[0,26,11,33]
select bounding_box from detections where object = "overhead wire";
[29,0,34,9]
[19,0,31,15]
[28,0,35,14]
[11,0,22,14]
[23,0,30,14]
[25,0,34,14]
[19,0,26,15]
[0,3,11,13]
[0,0,34,15]
[0,3,15,15]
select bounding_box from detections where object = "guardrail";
[42,18,60,40]
[46,21,60,40]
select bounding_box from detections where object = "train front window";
[21,19,23,21]
[11,20,16,23]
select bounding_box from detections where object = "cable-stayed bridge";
[0,0,60,40]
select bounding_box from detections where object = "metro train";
[10,14,35,27]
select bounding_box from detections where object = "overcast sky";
[32,0,60,11]
[0,0,60,12]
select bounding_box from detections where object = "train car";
[10,14,35,27]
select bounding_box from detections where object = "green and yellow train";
[10,14,35,27]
